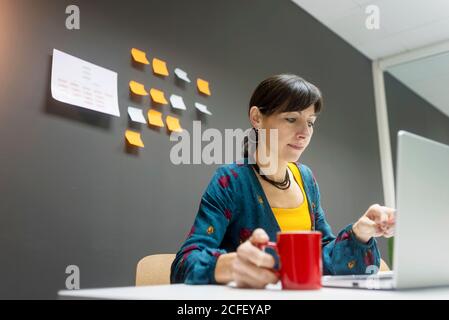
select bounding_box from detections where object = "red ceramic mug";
[262,231,322,290]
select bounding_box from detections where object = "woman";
[171,74,395,288]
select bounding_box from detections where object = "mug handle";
[260,241,277,252]
[259,242,281,275]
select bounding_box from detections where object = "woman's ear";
[249,106,263,129]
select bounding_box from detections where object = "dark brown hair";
[243,74,323,158]
[249,74,322,116]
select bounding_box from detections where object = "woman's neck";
[254,153,288,182]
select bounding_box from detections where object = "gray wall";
[0,0,387,299]
[385,72,449,176]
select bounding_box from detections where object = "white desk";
[58,282,449,300]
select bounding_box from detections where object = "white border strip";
[372,60,396,208]
[379,39,449,70]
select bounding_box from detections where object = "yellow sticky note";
[152,58,169,76]
[197,78,211,96]
[125,130,144,148]
[166,115,183,133]
[129,81,148,96]
[148,109,165,127]
[131,48,150,65]
[150,88,168,105]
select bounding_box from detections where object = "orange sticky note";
[166,115,183,133]
[197,78,211,96]
[131,48,150,65]
[152,58,169,76]
[129,81,148,96]
[148,109,165,127]
[150,88,168,104]
[125,130,144,148]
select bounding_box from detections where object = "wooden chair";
[380,258,390,272]
[136,254,176,286]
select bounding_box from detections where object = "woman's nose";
[297,124,311,138]
[296,132,309,140]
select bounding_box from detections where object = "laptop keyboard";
[323,271,394,281]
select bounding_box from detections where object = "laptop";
[322,131,449,290]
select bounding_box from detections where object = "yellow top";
[271,163,312,231]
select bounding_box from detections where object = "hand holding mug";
[232,228,280,289]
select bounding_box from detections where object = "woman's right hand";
[232,228,279,288]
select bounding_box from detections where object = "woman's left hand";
[352,204,396,243]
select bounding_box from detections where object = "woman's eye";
[285,117,315,127]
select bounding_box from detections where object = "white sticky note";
[169,94,187,110]
[127,106,147,124]
[51,49,120,117]
[174,68,191,83]
[194,102,212,115]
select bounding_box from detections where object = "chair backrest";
[136,254,176,286]
[380,258,390,272]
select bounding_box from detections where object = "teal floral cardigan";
[170,160,380,284]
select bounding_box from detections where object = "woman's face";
[259,105,317,163]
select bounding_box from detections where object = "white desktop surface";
[58,282,449,300]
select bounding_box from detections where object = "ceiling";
[291,0,449,59]
[292,0,449,118]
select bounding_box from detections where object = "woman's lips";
[288,144,304,150]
